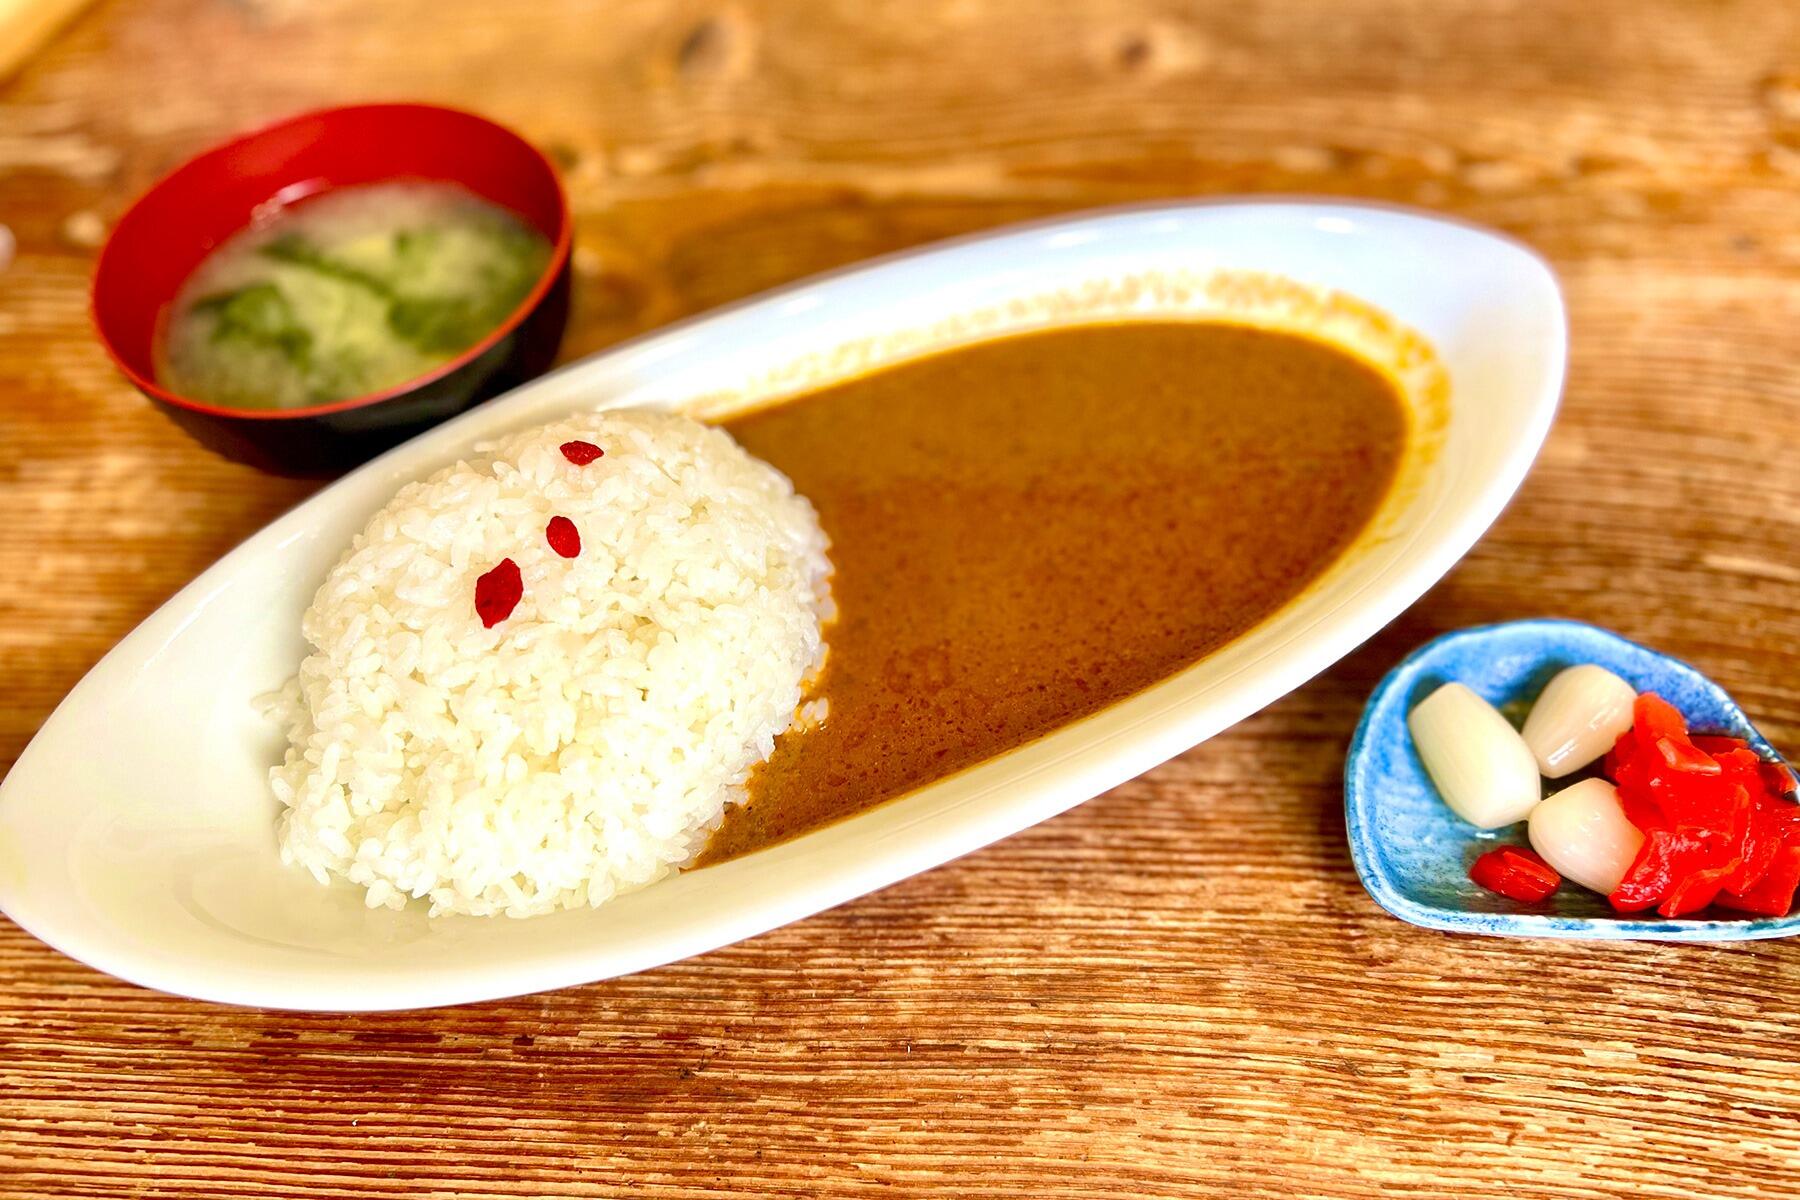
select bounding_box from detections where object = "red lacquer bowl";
[93,103,573,477]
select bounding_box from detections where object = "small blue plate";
[1346,619,1799,941]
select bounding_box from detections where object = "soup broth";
[158,182,551,411]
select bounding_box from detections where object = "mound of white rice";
[267,409,832,917]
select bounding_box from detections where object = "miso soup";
[157,182,552,411]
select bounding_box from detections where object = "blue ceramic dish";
[1347,619,1799,941]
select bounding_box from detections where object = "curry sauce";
[700,321,1408,864]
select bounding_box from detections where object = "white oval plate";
[0,202,1565,1010]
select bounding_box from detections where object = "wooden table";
[4,2,1799,1196]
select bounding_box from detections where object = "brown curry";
[699,321,1408,865]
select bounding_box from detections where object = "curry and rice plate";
[267,319,1412,917]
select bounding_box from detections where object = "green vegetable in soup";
[259,233,396,296]
[193,283,313,369]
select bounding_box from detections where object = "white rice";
[266,409,832,917]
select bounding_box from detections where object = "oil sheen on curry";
[699,321,1408,865]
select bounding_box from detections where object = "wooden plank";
[0,0,93,81]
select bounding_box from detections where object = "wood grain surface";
[3,2,1799,1197]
